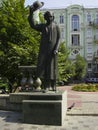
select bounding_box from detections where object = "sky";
[25,0,98,8]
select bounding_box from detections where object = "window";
[96,14,98,24]
[73,49,79,54]
[88,63,92,69]
[59,15,64,24]
[97,50,98,56]
[72,34,80,46]
[95,29,98,40]
[87,28,92,37]
[71,15,79,31]
[71,49,80,56]
[87,44,93,55]
[87,14,91,22]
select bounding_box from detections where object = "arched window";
[72,15,79,31]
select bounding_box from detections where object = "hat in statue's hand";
[31,1,44,11]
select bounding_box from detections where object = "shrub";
[0,77,9,92]
[72,83,98,92]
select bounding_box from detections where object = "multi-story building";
[42,5,98,78]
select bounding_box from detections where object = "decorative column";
[18,66,36,91]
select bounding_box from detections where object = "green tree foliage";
[58,42,75,83]
[0,0,40,83]
[39,12,45,23]
[74,54,86,80]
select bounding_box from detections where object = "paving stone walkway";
[0,85,98,130]
[66,86,98,115]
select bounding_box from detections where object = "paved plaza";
[0,85,98,130]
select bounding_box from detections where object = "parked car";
[85,78,98,83]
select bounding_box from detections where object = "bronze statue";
[28,1,60,92]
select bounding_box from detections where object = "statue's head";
[44,11,54,21]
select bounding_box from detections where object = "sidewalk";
[0,85,98,130]
[64,85,98,115]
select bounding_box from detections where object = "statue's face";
[44,11,53,22]
[45,16,53,22]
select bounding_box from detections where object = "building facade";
[42,5,98,78]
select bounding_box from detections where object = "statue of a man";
[28,1,60,91]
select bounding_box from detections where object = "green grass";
[72,83,98,92]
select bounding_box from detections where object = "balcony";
[94,52,98,59]
[86,37,93,42]
[89,21,94,26]
[89,20,98,28]
[93,68,98,73]
[87,68,92,72]
[93,19,98,28]
[86,55,93,60]
[94,35,98,44]
[69,45,82,49]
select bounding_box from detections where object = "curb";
[67,108,98,116]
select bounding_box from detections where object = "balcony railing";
[89,21,93,26]
[93,68,98,73]
[89,20,98,28]
[94,52,98,58]
[94,19,98,28]
[69,45,82,49]
[86,37,93,42]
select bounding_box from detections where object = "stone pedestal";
[10,90,67,126]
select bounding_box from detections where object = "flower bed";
[72,83,98,92]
